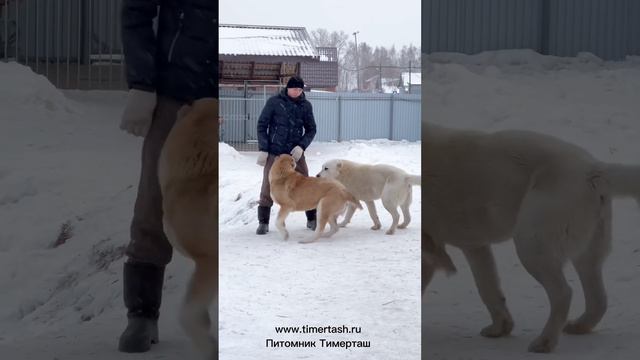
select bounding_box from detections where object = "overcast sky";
[219,0,421,49]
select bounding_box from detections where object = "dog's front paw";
[338,221,348,228]
[397,222,409,229]
[563,321,593,335]
[281,231,289,241]
[480,317,513,338]
[371,223,381,230]
[528,335,556,353]
[385,228,395,235]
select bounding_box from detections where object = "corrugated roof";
[220,24,318,58]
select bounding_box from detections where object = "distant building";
[363,75,401,94]
[219,24,338,91]
[401,72,421,94]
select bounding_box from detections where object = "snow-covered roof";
[220,24,318,58]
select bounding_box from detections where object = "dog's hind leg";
[180,259,217,359]
[462,246,514,338]
[381,198,400,235]
[564,198,612,335]
[300,202,327,243]
[275,208,290,240]
[363,200,382,230]
[398,186,412,229]
[322,214,340,238]
[337,203,356,227]
[514,197,573,353]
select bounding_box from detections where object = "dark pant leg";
[295,155,316,221]
[259,154,277,207]
[294,154,309,176]
[126,95,183,267]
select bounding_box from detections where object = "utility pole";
[353,31,359,92]
[378,63,382,91]
[408,61,412,94]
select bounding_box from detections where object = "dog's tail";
[424,234,457,275]
[342,190,363,210]
[423,234,457,293]
[604,163,640,203]
[406,174,421,186]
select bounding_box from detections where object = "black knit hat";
[286,76,305,89]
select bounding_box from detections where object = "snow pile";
[0,61,78,115]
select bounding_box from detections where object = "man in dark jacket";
[255,75,317,235]
[117,0,217,353]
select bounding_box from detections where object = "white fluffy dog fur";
[424,124,640,353]
[316,159,421,234]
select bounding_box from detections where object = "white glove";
[290,146,304,162]
[120,89,157,137]
[256,151,268,166]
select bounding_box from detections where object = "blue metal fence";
[423,0,640,60]
[219,89,421,149]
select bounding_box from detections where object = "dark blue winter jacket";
[121,0,217,101]
[257,89,317,155]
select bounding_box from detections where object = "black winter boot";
[306,209,317,230]
[118,262,164,353]
[256,206,270,235]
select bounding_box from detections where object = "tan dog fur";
[158,98,218,359]
[269,154,362,243]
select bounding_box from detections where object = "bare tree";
[310,28,420,91]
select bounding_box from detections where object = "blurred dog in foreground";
[158,98,218,359]
[424,123,640,353]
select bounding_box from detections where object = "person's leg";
[257,154,276,234]
[295,154,317,230]
[119,95,182,353]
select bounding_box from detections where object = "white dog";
[317,159,421,234]
[423,124,640,353]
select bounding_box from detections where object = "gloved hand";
[256,151,268,166]
[290,146,304,162]
[119,89,157,137]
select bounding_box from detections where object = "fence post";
[540,0,550,55]
[2,0,8,61]
[243,80,248,144]
[337,94,342,142]
[389,93,394,140]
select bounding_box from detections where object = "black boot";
[306,209,317,230]
[256,206,270,235]
[118,262,164,353]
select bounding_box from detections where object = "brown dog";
[158,98,218,359]
[269,154,362,243]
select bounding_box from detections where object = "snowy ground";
[0,61,421,359]
[218,141,421,360]
[422,50,640,359]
